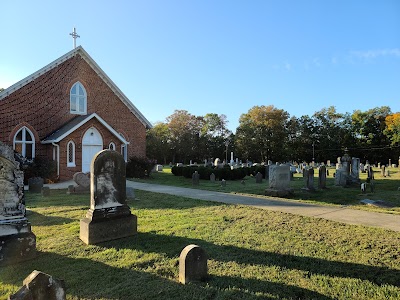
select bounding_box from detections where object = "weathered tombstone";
[220,179,226,187]
[0,142,36,266]
[350,157,360,184]
[41,187,50,197]
[8,270,66,300]
[361,183,367,194]
[126,187,135,199]
[318,165,327,189]
[210,173,215,182]
[389,159,392,166]
[302,167,315,191]
[385,169,390,177]
[156,164,163,172]
[265,165,293,197]
[80,150,137,245]
[335,169,347,186]
[367,165,374,181]
[192,171,200,186]
[72,172,90,193]
[326,160,331,167]
[381,166,386,177]
[255,172,263,183]
[179,245,208,284]
[66,185,74,194]
[28,177,44,193]
[378,162,381,169]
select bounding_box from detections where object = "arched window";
[120,133,127,162]
[109,142,116,151]
[67,141,76,167]
[14,127,35,159]
[70,82,87,114]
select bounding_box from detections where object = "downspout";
[52,142,60,178]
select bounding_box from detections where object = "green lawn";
[1,190,399,299]
[132,166,400,214]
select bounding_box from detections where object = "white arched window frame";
[120,134,128,162]
[70,82,87,115]
[109,142,116,151]
[13,127,35,159]
[67,141,76,167]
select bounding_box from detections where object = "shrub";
[171,165,183,176]
[126,157,156,178]
[15,154,57,184]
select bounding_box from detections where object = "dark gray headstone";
[179,245,208,284]
[8,270,66,300]
[80,150,137,245]
[0,142,36,266]
[41,187,50,197]
[255,172,263,183]
[220,179,226,187]
[210,173,215,182]
[192,171,200,186]
[28,177,44,193]
[303,167,315,191]
[318,166,327,189]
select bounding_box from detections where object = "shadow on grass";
[28,210,76,226]
[0,251,333,300]
[105,232,400,288]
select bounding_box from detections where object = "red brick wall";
[0,53,147,179]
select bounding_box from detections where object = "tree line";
[146,105,400,165]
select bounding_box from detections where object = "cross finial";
[69,27,80,49]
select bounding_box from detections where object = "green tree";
[146,122,171,164]
[201,113,232,159]
[235,105,289,162]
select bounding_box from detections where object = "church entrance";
[82,127,103,173]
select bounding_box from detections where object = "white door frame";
[82,127,103,173]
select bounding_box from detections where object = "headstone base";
[264,188,294,198]
[0,231,36,266]
[80,214,137,245]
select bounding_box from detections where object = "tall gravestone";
[318,165,327,189]
[0,142,36,266]
[350,157,360,184]
[265,165,293,197]
[80,150,137,245]
[302,167,315,191]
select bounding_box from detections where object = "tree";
[146,122,171,164]
[235,105,289,162]
[384,112,400,146]
[201,113,232,159]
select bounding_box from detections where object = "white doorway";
[82,127,103,173]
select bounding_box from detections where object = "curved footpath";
[38,180,400,232]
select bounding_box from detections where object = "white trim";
[70,81,87,115]
[41,113,129,145]
[67,141,76,167]
[0,46,152,129]
[109,142,116,151]
[119,133,128,162]
[13,126,35,158]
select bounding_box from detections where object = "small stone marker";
[126,187,135,200]
[66,185,74,194]
[41,187,50,197]
[179,244,208,284]
[361,183,366,193]
[221,179,226,187]
[192,171,200,186]
[156,164,163,172]
[80,150,137,245]
[210,173,215,182]
[8,270,66,300]
[72,172,90,193]
[28,177,44,193]
[255,172,263,183]
[0,142,36,266]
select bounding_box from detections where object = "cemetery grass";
[0,190,399,300]
[132,167,400,214]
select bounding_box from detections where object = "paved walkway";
[38,180,400,232]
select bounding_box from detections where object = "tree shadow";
[0,251,333,300]
[105,232,400,288]
[28,210,75,226]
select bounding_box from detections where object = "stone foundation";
[265,188,294,198]
[80,214,137,245]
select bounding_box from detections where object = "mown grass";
[1,190,400,299]
[132,166,400,214]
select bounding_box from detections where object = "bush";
[171,166,183,176]
[126,157,156,178]
[171,164,248,181]
[15,154,57,184]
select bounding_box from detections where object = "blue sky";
[1,0,399,132]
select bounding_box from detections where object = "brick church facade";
[0,46,152,181]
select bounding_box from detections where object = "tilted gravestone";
[8,270,66,300]
[255,172,263,183]
[265,165,293,197]
[302,167,315,191]
[179,244,208,284]
[0,142,36,266]
[80,150,137,245]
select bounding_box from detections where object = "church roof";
[0,46,152,129]
[41,113,129,144]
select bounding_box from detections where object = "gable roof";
[0,46,152,129]
[41,113,129,144]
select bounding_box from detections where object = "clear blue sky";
[1,0,399,132]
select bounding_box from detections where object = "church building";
[0,46,152,181]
